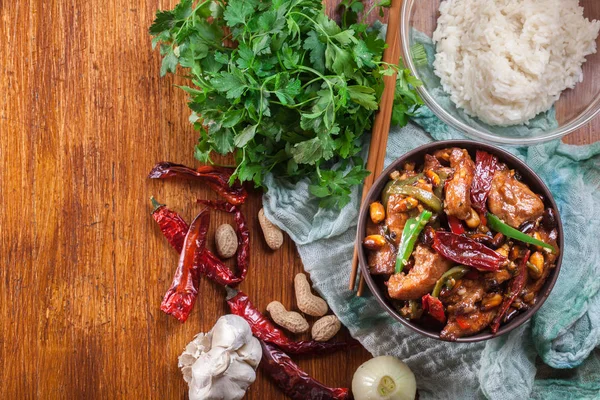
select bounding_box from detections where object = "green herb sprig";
[150,0,423,209]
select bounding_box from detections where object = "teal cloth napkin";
[262,104,600,399]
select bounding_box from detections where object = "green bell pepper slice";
[431,266,470,298]
[395,210,433,273]
[386,185,443,213]
[487,213,556,253]
[382,174,424,208]
[433,170,449,199]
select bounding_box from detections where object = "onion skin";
[352,356,417,400]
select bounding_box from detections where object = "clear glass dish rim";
[400,0,600,145]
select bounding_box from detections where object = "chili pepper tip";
[150,196,165,213]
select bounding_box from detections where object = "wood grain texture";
[0,0,597,399]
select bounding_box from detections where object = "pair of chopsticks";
[348,0,404,296]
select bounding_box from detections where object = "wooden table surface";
[1,1,598,399]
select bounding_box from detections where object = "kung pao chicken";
[363,148,560,340]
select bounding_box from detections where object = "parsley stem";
[271,96,318,108]
[295,65,334,94]
[173,0,212,44]
[231,148,246,179]
[360,2,381,26]
[301,77,326,88]
[288,11,336,46]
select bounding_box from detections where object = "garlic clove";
[180,365,193,384]
[190,348,229,399]
[196,347,232,378]
[179,332,211,375]
[210,315,253,351]
[236,336,262,368]
[222,356,257,391]
[187,333,211,356]
[179,353,198,370]
[193,357,256,400]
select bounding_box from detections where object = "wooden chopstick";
[350,0,405,296]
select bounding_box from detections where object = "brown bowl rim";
[357,140,564,343]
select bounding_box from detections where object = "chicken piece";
[386,193,410,246]
[368,193,411,275]
[440,278,497,340]
[430,150,456,176]
[487,169,544,228]
[443,148,475,220]
[387,245,452,300]
[368,242,395,275]
[442,311,496,340]
[424,154,443,171]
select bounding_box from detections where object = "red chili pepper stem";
[225,286,238,300]
[150,196,165,213]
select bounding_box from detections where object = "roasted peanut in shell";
[294,273,328,317]
[311,315,341,342]
[258,208,284,250]
[215,223,237,259]
[266,301,309,333]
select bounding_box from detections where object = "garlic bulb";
[178,315,262,400]
[352,356,417,400]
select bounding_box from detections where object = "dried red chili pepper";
[260,340,351,400]
[433,231,506,272]
[150,197,188,253]
[226,288,350,355]
[198,199,250,283]
[160,208,210,322]
[148,162,247,205]
[470,151,498,218]
[149,198,242,287]
[490,250,531,334]
[198,249,242,286]
[422,294,446,323]
[447,215,465,235]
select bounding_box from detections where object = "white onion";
[352,356,417,400]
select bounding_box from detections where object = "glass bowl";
[400,0,600,145]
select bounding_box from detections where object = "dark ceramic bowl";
[357,140,564,342]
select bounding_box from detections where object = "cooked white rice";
[432,0,600,126]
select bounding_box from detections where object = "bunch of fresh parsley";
[150,0,423,208]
